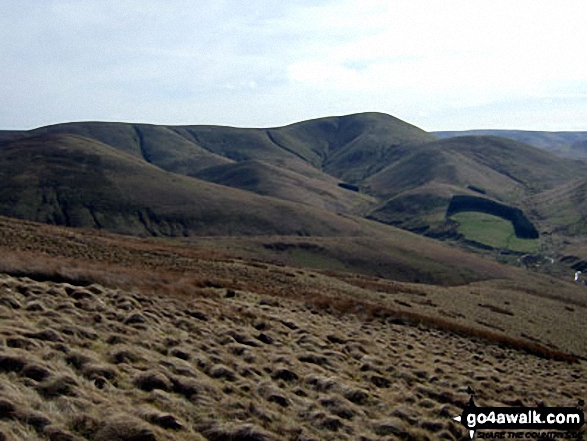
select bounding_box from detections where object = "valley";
[0,112,586,440]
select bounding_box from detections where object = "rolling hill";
[264,112,435,182]
[434,129,587,161]
[0,133,365,237]
[532,178,587,236]
[0,112,439,239]
[1,116,587,440]
[1,112,587,277]
[21,113,432,180]
[367,135,583,198]
[364,136,587,240]
[193,159,376,214]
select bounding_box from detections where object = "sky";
[1,0,587,131]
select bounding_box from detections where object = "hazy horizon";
[2,0,586,132]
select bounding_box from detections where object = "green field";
[451,212,540,253]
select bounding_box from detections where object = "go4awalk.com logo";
[453,389,585,439]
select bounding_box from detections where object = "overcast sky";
[1,0,586,131]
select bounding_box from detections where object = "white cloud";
[0,0,586,129]
[285,0,587,113]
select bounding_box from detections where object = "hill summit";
[1,112,586,274]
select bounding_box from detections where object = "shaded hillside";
[23,122,233,175]
[267,112,435,182]
[12,114,433,185]
[532,179,587,236]
[0,130,24,144]
[2,113,587,263]
[0,210,514,287]
[170,124,312,176]
[0,132,527,285]
[367,136,584,199]
[434,129,587,161]
[194,160,376,214]
[365,136,587,240]
[0,113,432,204]
[0,133,364,237]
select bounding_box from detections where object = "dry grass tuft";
[93,414,158,441]
[0,215,585,440]
[203,422,277,441]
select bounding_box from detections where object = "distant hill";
[266,112,435,182]
[434,129,587,161]
[0,112,431,236]
[193,159,376,214]
[1,112,587,272]
[0,133,363,237]
[532,178,587,236]
[368,135,583,196]
[364,135,587,236]
[22,113,432,180]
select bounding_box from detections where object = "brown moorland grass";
[0,214,585,358]
[0,215,586,439]
[1,244,584,360]
[0,272,585,440]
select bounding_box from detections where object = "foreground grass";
[0,273,585,441]
[0,215,585,439]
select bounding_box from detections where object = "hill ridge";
[2,112,587,274]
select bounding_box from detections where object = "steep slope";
[194,160,376,214]
[532,179,587,236]
[267,112,435,182]
[0,133,365,237]
[365,136,587,237]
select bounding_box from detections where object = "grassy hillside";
[268,112,435,182]
[171,125,310,174]
[0,215,584,440]
[0,214,584,356]
[0,133,366,237]
[434,129,587,161]
[1,116,587,440]
[532,179,587,236]
[450,212,540,253]
[1,270,584,440]
[0,113,441,243]
[368,136,584,196]
[0,130,533,285]
[23,122,234,175]
[194,160,376,214]
[365,136,587,243]
[1,113,431,209]
[2,113,587,272]
[15,113,427,184]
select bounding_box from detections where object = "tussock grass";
[1,268,583,439]
[0,216,585,440]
